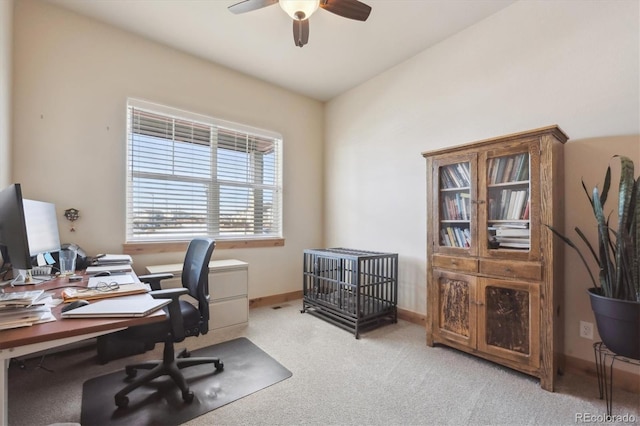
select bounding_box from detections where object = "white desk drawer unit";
[146,259,249,330]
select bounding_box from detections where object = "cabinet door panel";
[432,270,477,348]
[478,278,540,368]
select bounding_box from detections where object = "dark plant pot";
[588,288,640,360]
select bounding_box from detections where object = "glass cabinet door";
[479,143,540,260]
[433,154,477,255]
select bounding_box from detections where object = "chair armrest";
[139,273,175,291]
[149,288,188,341]
[149,288,188,300]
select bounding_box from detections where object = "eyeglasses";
[81,281,120,293]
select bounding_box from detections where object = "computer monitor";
[0,183,61,285]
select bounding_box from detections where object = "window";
[126,99,282,243]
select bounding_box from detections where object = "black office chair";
[113,237,223,409]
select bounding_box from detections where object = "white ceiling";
[47,0,516,102]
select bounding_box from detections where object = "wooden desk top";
[0,274,165,350]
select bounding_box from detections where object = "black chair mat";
[81,337,292,425]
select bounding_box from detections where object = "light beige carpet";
[8,300,640,425]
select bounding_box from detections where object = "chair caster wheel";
[115,395,129,409]
[215,361,224,372]
[125,366,137,378]
[182,390,194,403]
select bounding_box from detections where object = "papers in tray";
[0,306,53,330]
[0,290,45,308]
[0,294,56,330]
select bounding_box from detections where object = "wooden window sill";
[123,238,285,255]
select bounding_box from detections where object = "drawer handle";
[450,260,458,266]
[504,267,513,273]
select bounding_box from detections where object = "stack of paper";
[0,290,45,308]
[87,254,134,275]
[491,223,531,249]
[0,305,53,330]
[92,254,133,265]
[0,290,54,330]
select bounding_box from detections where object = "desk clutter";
[61,281,149,303]
[63,254,147,303]
[86,253,133,276]
[0,289,55,330]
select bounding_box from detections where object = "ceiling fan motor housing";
[280,0,320,20]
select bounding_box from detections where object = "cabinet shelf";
[423,125,568,392]
[488,180,529,188]
[440,186,471,192]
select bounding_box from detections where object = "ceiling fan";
[228,0,372,48]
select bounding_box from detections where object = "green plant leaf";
[545,224,598,288]
[593,188,614,297]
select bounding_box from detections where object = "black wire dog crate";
[302,248,398,338]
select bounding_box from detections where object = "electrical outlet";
[580,321,594,340]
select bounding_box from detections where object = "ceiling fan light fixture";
[279,0,319,20]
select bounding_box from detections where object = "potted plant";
[547,155,639,360]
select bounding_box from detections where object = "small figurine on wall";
[64,208,80,232]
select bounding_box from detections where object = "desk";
[0,275,165,425]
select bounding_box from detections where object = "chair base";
[115,343,223,409]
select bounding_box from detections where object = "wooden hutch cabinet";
[423,126,567,391]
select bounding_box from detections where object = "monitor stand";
[11,269,47,286]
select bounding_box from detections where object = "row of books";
[441,192,471,221]
[0,290,53,330]
[487,153,529,184]
[488,189,530,221]
[440,163,471,189]
[440,226,471,248]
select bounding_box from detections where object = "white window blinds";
[126,99,282,242]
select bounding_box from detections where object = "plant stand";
[593,341,640,416]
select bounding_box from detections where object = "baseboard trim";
[249,291,303,309]
[563,353,639,394]
[398,307,426,326]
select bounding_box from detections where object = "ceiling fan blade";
[228,0,279,15]
[293,19,309,47]
[320,0,371,21]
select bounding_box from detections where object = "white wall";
[12,0,324,299]
[0,0,12,188]
[325,0,639,367]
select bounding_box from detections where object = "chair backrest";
[181,238,216,333]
